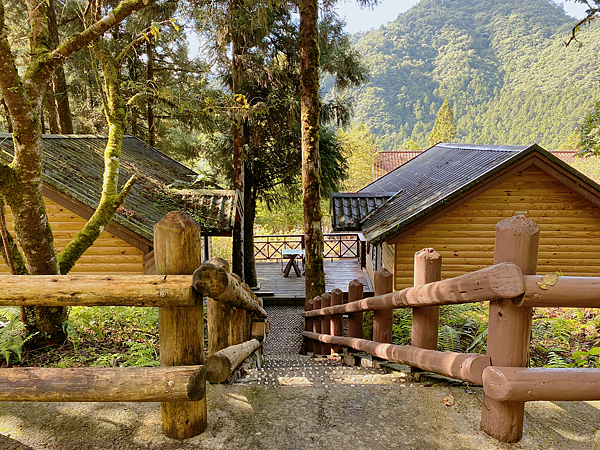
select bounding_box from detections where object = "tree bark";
[300,0,325,303]
[45,0,73,134]
[231,1,245,281]
[146,36,156,147]
[243,163,257,288]
[43,88,60,134]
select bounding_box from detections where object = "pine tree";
[428,99,457,147]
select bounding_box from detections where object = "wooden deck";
[254,259,373,305]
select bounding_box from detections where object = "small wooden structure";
[303,216,600,443]
[332,143,600,291]
[0,212,267,439]
[0,134,237,275]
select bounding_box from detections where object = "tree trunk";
[45,0,73,134]
[231,1,245,281]
[300,0,325,303]
[43,88,60,134]
[243,163,257,288]
[146,37,156,147]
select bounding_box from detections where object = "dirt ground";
[0,379,598,450]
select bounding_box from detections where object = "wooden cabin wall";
[0,199,146,275]
[392,167,600,290]
[382,242,396,277]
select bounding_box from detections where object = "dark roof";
[332,143,600,244]
[373,150,580,179]
[0,134,237,241]
[330,192,396,231]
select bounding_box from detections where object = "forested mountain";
[343,0,600,150]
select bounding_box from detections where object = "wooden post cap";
[494,216,540,272]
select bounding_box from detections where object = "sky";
[334,0,589,34]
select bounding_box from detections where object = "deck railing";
[253,233,367,267]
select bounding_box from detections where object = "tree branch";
[38,0,160,79]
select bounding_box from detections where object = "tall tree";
[428,99,457,147]
[300,0,324,302]
[0,0,159,342]
[299,0,376,302]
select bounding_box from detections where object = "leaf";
[589,347,600,356]
[536,272,560,290]
[443,394,455,406]
[142,33,151,44]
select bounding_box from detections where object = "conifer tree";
[428,99,457,147]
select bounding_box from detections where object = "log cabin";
[0,134,238,275]
[332,143,600,290]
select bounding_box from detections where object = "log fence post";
[347,279,364,338]
[154,211,207,439]
[305,299,314,353]
[206,257,233,355]
[313,296,322,355]
[330,288,344,353]
[480,216,540,443]
[411,249,442,351]
[373,269,393,343]
[321,293,331,355]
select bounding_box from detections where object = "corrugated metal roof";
[373,150,581,179]
[0,134,236,240]
[359,143,533,243]
[330,192,396,231]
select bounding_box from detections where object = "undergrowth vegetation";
[392,304,600,368]
[0,306,162,368]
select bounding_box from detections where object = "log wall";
[393,167,600,289]
[0,198,146,275]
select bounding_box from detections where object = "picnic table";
[281,249,304,278]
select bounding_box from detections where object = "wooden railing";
[301,216,600,444]
[254,232,367,267]
[0,212,268,440]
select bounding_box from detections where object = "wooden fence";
[302,216,600,443]
[0,212,267,440]
[254,233,367,267]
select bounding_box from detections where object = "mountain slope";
[346,0,600,150]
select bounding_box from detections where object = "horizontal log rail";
[0,366,205,402]
[483,367,600,402]
[206,339,262,384]
[192,263,268,318]
[302,331,490,385]
[520,275,600,308]
[0,275,196,307]
[302,263,525,317]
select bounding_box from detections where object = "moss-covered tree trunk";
[0,0,156,342]
[300,0,325,304]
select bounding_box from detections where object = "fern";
[439,325,461,352]
[544,351,570,368]
[466,328,488,353]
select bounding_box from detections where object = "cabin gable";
[391,166,600,290]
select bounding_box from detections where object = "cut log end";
[187,365,207,401]
[192,263,229,298]
[490,263,526,300]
